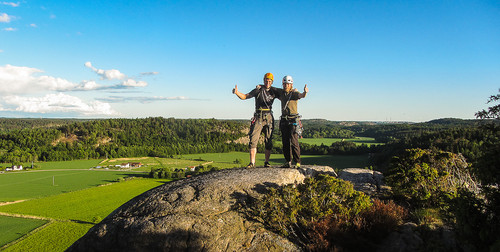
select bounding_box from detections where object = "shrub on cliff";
[252,175,371,243]
[307,199,407,251]
[386,148,477,208]
[249,175,406,250]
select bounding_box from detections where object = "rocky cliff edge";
[67,166,336,252]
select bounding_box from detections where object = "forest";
[0,117,247,163]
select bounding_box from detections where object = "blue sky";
[0,0,499,122]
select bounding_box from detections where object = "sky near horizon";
[0,0,499,122]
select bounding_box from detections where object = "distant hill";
[424,118,484,126]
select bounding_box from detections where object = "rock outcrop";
[67,166,335,252]
[338,168,391,196]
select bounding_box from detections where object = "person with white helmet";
[274,75,308,168]
[232,73,278,168]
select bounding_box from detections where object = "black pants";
[280,119,301,164]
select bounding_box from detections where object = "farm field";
[0,159,102,170]
[0,177,169,251]
[2,221,93,252]
[182,152,369,170]
[100,152,370,171]
[299,137,384,146]
[0,215,48,248]
[0,169,145,202]
[99,156,237,172]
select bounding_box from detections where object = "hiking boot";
[281,162,291,168]
[264,162,271,168]
[246,163,255,169]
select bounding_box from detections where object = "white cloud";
[50,14,56,19]
[0,64,153,93]
[85,61,127,80]
[77,80,100,90]
[0,49,3,53]
[3,27,16,31]
[0,64,79,93]
[3,93,117,115]
[1,2,20,7]
[98,96,191,103]
[30,23,37,28]
[121,79,147,87]
[0,13,11,22]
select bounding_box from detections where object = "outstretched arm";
[299,84,309,98]
[232,85,249,100]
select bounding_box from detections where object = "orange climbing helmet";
[263,72,274,82]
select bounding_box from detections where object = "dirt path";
[0,211,51,221]
[0,199,26,206]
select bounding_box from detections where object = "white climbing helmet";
[282,75,293,85]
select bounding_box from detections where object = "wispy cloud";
[121,79,147,87]
[3,27,17,31]
[3,93,117,115]
[30,23,37,28]
[1,2,20,7]
[141,72,159,76]
[0,13,12,22]
[97,96,193,103]
[85,61,152,89]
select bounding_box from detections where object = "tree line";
[0,117,247,163]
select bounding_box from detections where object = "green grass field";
[99,156,236,172]
[1,159,103,170]
[0,170,147,202]
[0,177,168,222]
[0,178,168,251]
[0,215,48,248]
[299,137,384,146]
[182,152,369,170]
[2,221,93,252]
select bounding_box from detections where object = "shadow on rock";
[67,228,208,252]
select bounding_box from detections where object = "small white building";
[5,165,23,171]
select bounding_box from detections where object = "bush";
[308,199,407,251]
[149,167,172,179]
[250,175,372,247]
[386,148,476,208]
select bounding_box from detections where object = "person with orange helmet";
[232,73,277,168]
